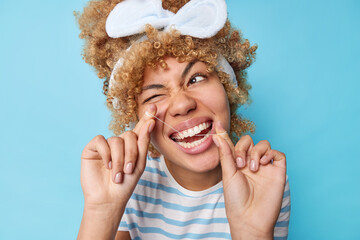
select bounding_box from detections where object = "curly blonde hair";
[75,0,257,152]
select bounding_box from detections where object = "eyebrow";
[142,84,165,91]
[181,60,198,80]
[141,60,198,91]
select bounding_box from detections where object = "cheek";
[200,86,230,126]
[204,91,229,110]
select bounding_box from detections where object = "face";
[137,57,230,178]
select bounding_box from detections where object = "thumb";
[136,117,155,172]
[212,122,237,182]
[133,104,156,136]
[134,104,157,171]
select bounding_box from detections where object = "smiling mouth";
[170,121,212,148]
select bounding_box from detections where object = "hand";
[80,104,156,209]
[212,122,286,239]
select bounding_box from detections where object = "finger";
[259,149,274,165]
[82,135,111,167]
[122,131,138,174]
[212,123,239,182]
[261,149,286,168]
[136,118,156,172]
[213,134,238,182]
[107,137,125,184]
[249,140,271,172]
[214,121,235,158]
[234,135,254,169]
[132,104,156,136]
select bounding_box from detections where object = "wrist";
[84,200,126,212]
[228,221,273,240]
[83,203,125,221]
[78,203,126,240]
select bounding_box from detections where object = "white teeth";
[188,128,195,137]
[176,132,211,148]
[173,122,211,140]
[194,126,200,133]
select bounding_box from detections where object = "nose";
[168,91,197,117]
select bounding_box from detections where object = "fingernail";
[215,121,224,131]
[147,104,156,115]
[144,106,156,119]
[213,135,220,147]
[250,160,256,171]
[260,155,267,163]
[115,172,122,183]
[236,157,245,168]
[125,163,133,174]
[108,161,112,169]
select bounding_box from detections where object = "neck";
[164,157,222,191]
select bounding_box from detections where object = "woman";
[76,0,290,239]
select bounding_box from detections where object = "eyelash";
[143,94,164,103]
[143,73,207,103]
[188,73,207,85]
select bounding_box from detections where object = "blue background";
[0,0,359,239]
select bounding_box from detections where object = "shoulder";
[115,231,131,240]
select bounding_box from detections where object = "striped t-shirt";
[118,154,291,239]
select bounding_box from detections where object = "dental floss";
[145,111,227,137]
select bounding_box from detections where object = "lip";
[167,117,213,138]
[171,123,215,155]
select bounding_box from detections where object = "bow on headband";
[106,0,227,39]
[106,0,237,110]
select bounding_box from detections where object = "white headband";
[105,0,237,109]
[106,0,227,39]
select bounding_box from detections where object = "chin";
[159,140,221,173]
[188,151,221,173]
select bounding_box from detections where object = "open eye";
[188,74,207,85]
